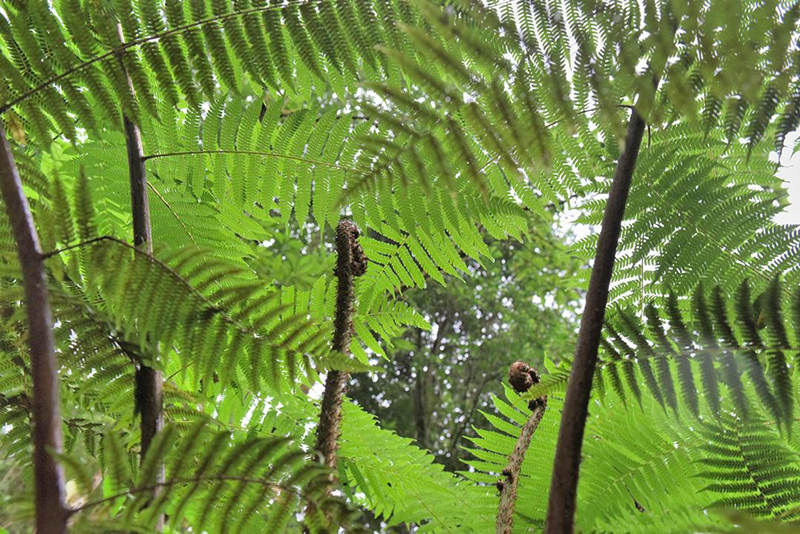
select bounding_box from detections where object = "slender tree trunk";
[116,23,163,527]
[544,109,645,534]
[0,125,68,533]
[412,329,427,448]
[124,115,163,461]
[497,362,546,534]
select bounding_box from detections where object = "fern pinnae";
[185,432,258,528]
[599,337,628,406]
[121,425,176,523]
[616,310,668,408]
[217,439,289,529]
[236,0,279,91]
[261,490,298,533]
[736,280,792,428]
[336,0,377,71]
[284,6,325,81]
[763,278,794,432]
[139,419,208,524]
[691,286,724,418]
[712,285,777,424]
[164,430,229,525]
[263,7,293,89]
[644,304,697,411]
[667,291,724,417]
[103,430,134,496]
[605,323,649,408]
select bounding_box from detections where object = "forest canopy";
[0,0,800,533]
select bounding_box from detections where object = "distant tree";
[350,221,583,470]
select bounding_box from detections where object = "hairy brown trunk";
[496,401,547,534]
[0,125,68,533]
[313,220,366,472]
[305,221,365,529]
[116,23,163,527]
[544,109,645,534]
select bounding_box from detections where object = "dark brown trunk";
[413,328,427,448]
[124,114,164,530]
[0,125,68,533]
[544,109,645,534]
[124,115,163,461]
[413,371,427,448]
[116,23,163,527]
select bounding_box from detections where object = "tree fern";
[697,413,800,522]
[467,373,800,532]
[574,124,800,305]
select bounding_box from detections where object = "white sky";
[776,134,800,226]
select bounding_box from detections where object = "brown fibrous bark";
[314,220,366,473]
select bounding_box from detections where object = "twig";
[0,125,68,533]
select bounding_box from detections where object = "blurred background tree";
[349,220,584,471]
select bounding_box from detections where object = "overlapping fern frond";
[0,0,406,144]
[467,375,800,532]
[524,280,800,431]
[67,92,532,316]
[337,401,493,532]
[574,124,800,305]
[351,0,800,215]
[39,168,367,395]
[49,419,357,533]
[219,389,494,532]
[697,413,800,522]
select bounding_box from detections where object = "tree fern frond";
[0,0,406,144]
[524,282,800,430]
[697,413,800,521]
[61,419,356,532]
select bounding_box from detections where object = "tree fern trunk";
[124,115,163,458]
[124,114,164,520]
[0,125,68,534]
[308,220,366,524]
[544,109,645,534]
[116,23,164,528]
[314,220,365,469]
